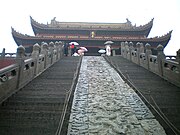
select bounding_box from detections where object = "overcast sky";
[0,0,180,55]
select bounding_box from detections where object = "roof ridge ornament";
[51,17,57,26]
[126,18,131,25]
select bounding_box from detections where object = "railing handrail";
[0,63,18,75]
[121,41,180,87]
[0,41,64,102]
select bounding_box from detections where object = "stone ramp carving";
[105,56,180,135]
[68,56,166,135]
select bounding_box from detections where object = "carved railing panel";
[0,41,64,103]
[139,53,148,69]
[121,41,180,87]
[0,64,19,101]
[162,60,180,86]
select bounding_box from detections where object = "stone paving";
[67,56,166,135]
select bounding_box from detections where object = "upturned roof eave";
[12,28,172,48]
[30,16,153,36]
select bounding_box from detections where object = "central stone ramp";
[68,56,166,135]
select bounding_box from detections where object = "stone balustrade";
[0,41,64,102]
[121,41,180,87]
[0,53,16,58]
[0,64,19,102]
[162,59,179,86]
[0,48,16,58]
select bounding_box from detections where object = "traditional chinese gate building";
[12,16,172,55]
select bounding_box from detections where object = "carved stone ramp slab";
[105,56,180,135]
[68,56,166,135]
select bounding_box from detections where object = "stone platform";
[68,56,166,135]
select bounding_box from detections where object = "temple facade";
[12,16,172,55]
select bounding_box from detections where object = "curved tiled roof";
[30,16,153,37]
[12,27,172,48]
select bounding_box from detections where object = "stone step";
[0,57,81,134]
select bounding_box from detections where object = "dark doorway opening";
[84,47,102,56]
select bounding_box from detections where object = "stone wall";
[121,41,180,87]
[0,41,64,103]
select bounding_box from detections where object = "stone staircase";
[0,57,81,135]
[105,56,180,135]
[68,56,166,135]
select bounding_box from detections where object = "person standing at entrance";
[64,43,69,56]
[105,45,111,56]
[70,43,76,55]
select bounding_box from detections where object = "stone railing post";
[58,41,63,58]
[49,42,55,64]
[176,49,180,63]
[121,42,125,57]
[32,43,40,58]
[0,48,5,59]
[136,42,141,65]
[129,42,134,61]
[157,44,166,76]
[55,41,60,60]
[176,49,180,85]
[40,42,47,55]
[16,45,25,59]
[139,43,144,53]
[145,43,152,70]
[176,49,180,76]
[112,49,116,56]
[31,43,40,76]
[40,42,48,68]
[16,45,25,89]
[125,41,129,59]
